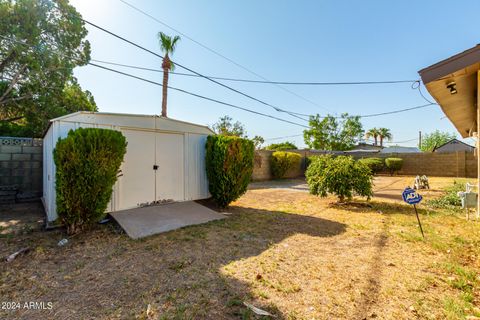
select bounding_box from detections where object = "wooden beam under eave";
[477,70,480,218]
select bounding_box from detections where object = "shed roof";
[418,45,480,138]
[45,111,214,136]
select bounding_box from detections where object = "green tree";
[0,0,96,137]
[266,141,298,151]
[420,130,456,152]
[211,115,247,137]
[251,135,264,149]
[303,113,363,151]
[158,32,180,117]
[365,128,380,146]
[378,128,392,147]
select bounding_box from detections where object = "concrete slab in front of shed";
[110,201,225,239]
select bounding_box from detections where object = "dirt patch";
[0,201,44,236]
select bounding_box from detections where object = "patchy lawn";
[1,176,480,319]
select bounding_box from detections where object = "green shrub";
[426,181,464,210]
[305,155,373,202]
[385,157,404,175]
[358,157,384,174]
[205,135,254,208]
[270,151,302,179]
[265,141,297,151]
[54,128,127,234]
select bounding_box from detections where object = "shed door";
[155,133,185,201]
[118,129,156,210]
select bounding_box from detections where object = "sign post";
[402,187,424,238]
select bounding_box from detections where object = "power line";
[89,58,437,119]
[359,103,436,118]
[264,134,303,141]
[117,0,332,112]
[82,19,309,122]
[0,33,438,121]
[88,62,309,129]
[364,137,418,144]
[91,59,417,86]
[412,80,436,105]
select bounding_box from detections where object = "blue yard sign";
[402,187,423,205]
[402,187,425,238]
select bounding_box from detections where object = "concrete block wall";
[252,149,478,180]
[0,140,43,198]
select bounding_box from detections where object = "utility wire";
[88,59,437,118]
[88,62,309,128]
[0,33,437,121]
[92,59,418,86]
[117,0,332,112]
[91,59,416,86]
[359,103,436,118]
[412,80,436,105]
[82,19,308,122]
[264,134,304,141]
[364,137,418,144]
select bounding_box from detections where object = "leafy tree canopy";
[420,130,457,152]
[266,141,297,151]
[0,0,97,137]
[303,113,364,151]
[251,135,264,149]
[211,115,247,137]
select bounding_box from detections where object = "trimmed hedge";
[270,151,302,179]
[385,157,403,175]
[357,157,384,174]
[306,155,373,202]
[54,128,127,234]
[205,135,254,208]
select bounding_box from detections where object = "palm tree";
[378,128,392,147]
[365,128,380,146]
[158,32,180,117]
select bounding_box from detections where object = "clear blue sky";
[70,0,480,148]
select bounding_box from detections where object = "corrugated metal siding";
[186,133,210,200]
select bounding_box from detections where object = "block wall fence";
[252,150,478,181]
[0,137,43,199]
[1,136,477,199]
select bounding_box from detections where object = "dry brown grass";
[1,176,479,319]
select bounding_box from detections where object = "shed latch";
[153,165,159,170]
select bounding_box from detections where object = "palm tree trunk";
[379,136,383,147]
[161,55,170,117]
[162,68,169,117]
[374,135,378,146]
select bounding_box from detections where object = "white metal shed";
[43,111,213,223]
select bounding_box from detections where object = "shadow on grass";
[1,203,346,319]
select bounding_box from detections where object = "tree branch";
[0,93,33,105]
[0,116,24,123]
[0,64,27,103]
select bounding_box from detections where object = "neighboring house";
[350,142,383,151]
[380,146,421,153]
[433,138,475,153]
[43,111,214,223]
